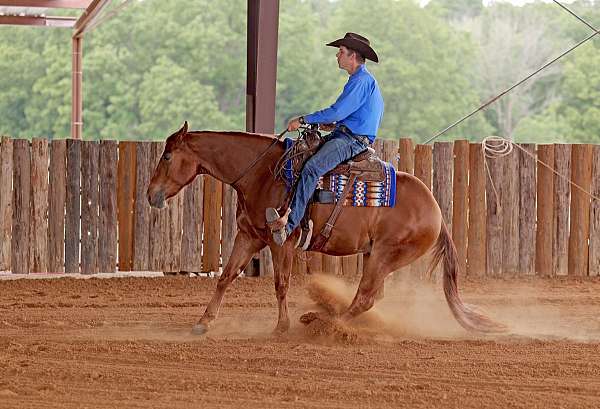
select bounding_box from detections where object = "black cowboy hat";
[326,32,379,63]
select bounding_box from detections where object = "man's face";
[336,46,354,71]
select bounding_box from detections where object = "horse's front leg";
[269,243,295,334]
[193,231,263,335]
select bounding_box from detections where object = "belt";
[337,125,372,146]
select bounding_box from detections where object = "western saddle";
[274,126,387,251]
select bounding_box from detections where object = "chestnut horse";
[147,122,505,335]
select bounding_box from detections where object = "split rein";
[230,128,290,187]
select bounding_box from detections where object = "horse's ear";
[181,121,188,135]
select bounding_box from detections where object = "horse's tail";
[426,220,508,334]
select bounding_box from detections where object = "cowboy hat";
[326,32,379,63]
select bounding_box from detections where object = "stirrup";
[295,220,313,251]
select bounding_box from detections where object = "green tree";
[137,56,227,139]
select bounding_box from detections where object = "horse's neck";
[186,131,284,194]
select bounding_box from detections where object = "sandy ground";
[1,272,600,409]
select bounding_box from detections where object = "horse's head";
[147,121,198,208]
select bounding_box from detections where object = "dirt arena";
[1,272,600,409]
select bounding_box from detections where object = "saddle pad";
[319,162,397,207]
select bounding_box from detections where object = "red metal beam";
[0,15,76,27]
[72,0,110,37]
[0,1,92,8]
[71,36,82,139]
[246,0,280,134]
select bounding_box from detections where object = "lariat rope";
[482,136,600,212]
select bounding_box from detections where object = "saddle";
[276,126,386,184]
[274,126,388,251]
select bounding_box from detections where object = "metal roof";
[0,1,111,35]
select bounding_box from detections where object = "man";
[267,32,384,246]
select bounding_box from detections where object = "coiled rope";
[482,136,600,210]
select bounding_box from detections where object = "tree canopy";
[0,0,598,143]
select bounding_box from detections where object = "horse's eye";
[163,152,172,161]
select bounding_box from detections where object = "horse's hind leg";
[340,244,417,322]
[193,231,263,334]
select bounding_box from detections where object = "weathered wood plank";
[383,139,399,168]
[414,145,433,189]
[306,252,323,274]
[117,141,137,271]
[518,144,536,275]
[452,140,469,276]
[397,138,413,173]
[48,140,66,273]
[132,141,151,272]
[467,143,486,277]
[568,144,593,276]
[202,176,222,273]
[485,150,503,276]
[323,253,342,275]
[588,146,600,277]
[553,144,571,276]
[148,142,164,272]
[180,175,204,273]
[536,145,554,276]
[259,247,274,277]
[81,141,99,274]
[433,142,453,235]
[341,255,359,279]
[502,148,520,275]
[413,144,433,278]
[221,184,238,269]
[98,140,118,273]
[30,138,49,273]
[167,191,184,272]
[11,139,31,274]
[0,137,13,270]
[65,139,81,274]
[292,252,308,277]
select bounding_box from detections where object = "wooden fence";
[1,135,599,278]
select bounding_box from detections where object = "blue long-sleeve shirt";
[304,64,384,142]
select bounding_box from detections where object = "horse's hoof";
[191,323,209,335]
[299,312,320,325]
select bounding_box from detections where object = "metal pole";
[71,36,83,139]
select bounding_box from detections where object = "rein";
[230,128,289,187]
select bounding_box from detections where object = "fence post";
[99,140,118,274]
[48,139,66,273]
[588,145,600,276]
[65,139,81,274]
[518,144,536,275]
[452,140,469,276]
[568,144,593,276]
[536,144,554,276]
[12,139,31,274]
[467,143,486,276]
[117,141,137,271]
[553,144,571,276]
[81,141,99,274]
[502,147,520,276]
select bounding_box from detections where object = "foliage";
[0,0,598,143]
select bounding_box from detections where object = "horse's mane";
[187,130,279,140]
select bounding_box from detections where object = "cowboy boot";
[266,208,291,246]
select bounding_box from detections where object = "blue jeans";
[286,129,368,234]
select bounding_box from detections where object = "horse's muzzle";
[148,189,165,209]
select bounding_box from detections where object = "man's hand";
[287,117,302,132]
[319,123,335,132]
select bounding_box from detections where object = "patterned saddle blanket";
[281,137,397,208]
[317,163,396,207]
